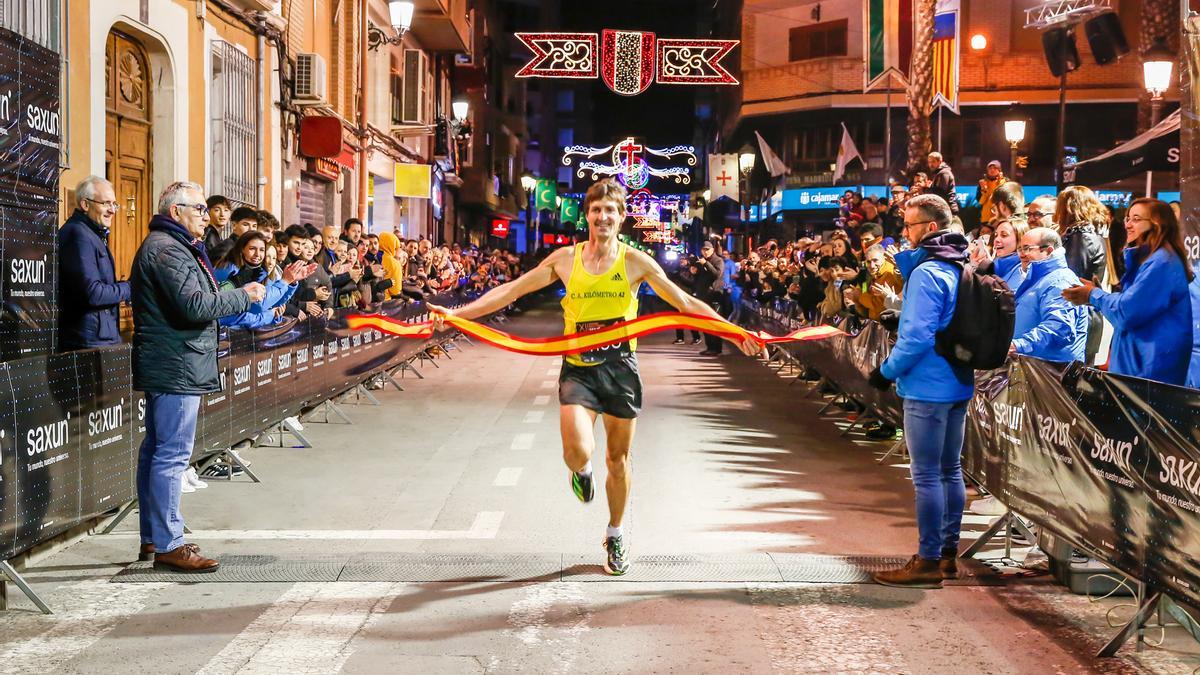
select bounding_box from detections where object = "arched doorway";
[104,29,152,282]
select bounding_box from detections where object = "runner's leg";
[602,414,636,528]
[560,404,597,473]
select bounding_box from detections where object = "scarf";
[149,214,218,288]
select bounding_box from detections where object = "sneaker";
[180,472,196,494]
[873,554,943,589]
[185,467,208,490]
[229,449,251,468]
[865,424,898,441]
[201,463,244,479]
[672,338,685,344]
[698,349,721,356]
[571,471,595,503]
[690,337,702,345]
[969,495,1007,516]
[603,535,630,575]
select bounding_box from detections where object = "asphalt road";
[0,305,1195,674]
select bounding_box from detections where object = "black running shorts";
[559,354,642,419]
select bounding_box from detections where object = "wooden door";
[105,31,152,284]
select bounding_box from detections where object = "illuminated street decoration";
[517,29,738,96]
[562,138,697,186]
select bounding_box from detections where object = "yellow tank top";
[561,242,639,367]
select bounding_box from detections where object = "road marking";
[523,410,545,424]
[511,433,535,451]
[506,582,592,671]
[105,512,505,541]
[533,395,551,406]
[0,580,168,673]
[494,468,523,487]
[546,367,558,376]
[539,380,556,389]
[197,582,403,675]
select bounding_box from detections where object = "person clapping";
[215,231,315,328]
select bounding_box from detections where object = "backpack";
[933,262,1015,370]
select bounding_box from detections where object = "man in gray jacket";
[131,181,265,573]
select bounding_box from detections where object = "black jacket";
[1061,223,1108,284]
[57,209,130,350]
[131,215,250,394]
[929,164,960,213]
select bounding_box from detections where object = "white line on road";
[104,512,505,541]
[523,410,545,424]
[546,367,558,376]
[511,433,535,451]
[197,582,403,675]
[539,380,556,389]
[494,468,524,487]
[0,580,168,674]
[533,395,551,406]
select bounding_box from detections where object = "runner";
[431,178,760,575]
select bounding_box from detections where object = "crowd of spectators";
[719,154,1196,391]
[197,195,526,328]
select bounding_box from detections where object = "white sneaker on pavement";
[969,495,1008,516]
[185,467,208,489]
[180,472,196,494]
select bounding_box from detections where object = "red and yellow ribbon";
[346,311,842,358]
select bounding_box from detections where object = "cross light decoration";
[562,138,698,188]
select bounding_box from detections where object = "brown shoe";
[873,554,943,589]
[153,543,219,573]
[138,543,156,562]
[940,550,958,580]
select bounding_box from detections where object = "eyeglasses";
[1027,211,1045,220]
[1017,244,1050,253]
[902,220,930,229]
[83,198,120,211]
[1124,214,1153,225]
[175,203,210,216]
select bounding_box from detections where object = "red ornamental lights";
[516,29,739,96]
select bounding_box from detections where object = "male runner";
[431,179,760,575]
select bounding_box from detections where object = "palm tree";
[1137,0,1179,132]
[906,0,937,173]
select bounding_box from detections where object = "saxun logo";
[24,103,58,135]
[992,402,1024,432]
[26,415,69,456]
[1158,454,1200,500]
[10,254,47,284]
[88,400,123,437]
[1036,414,1076,450]
[1091,433,1137,472]
[0,90,11,135]
[233,364,251,386]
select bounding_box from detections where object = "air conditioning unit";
[400,49,429,125]
[294,52,328,105]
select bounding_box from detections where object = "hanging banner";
[930,0,961,113]
[559,197,580,226]
[517,30,738,96]
[864,0,914,90]
[534,178,557,211]
[708,153,740,202]
[393,163,432,199]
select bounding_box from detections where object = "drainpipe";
[357,0,369,222]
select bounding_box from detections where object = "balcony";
[410,0,470,53]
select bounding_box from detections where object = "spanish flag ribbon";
[346,311,843,358]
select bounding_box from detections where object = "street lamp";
[451,98,470,122]
[1142,39,1173,196]
[368,1,415,50]
[1004,117,1026,180]
[969,34,988,51]
[520,173,537,193]
[738,151,756,175]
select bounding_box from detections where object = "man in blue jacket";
[58,176,130,351]
[867,193,974,589]
[1010,228,1088,363]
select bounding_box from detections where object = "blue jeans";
[137,393,201,552]
[903,398,969,560]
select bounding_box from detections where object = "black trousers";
[675,328,700,341]
[703,293,731,353]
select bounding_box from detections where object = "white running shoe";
[180,472,196,494]
[969,495,1008,516]
[185,467,208,489]
[284,416,304,431]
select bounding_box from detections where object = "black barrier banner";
[0,294,462,562]
[0,205,57,360]
[0,28,60,208]
[741,298,1200,610]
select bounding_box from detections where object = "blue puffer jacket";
[993,252,1025,290]
[214,265,298,329]
[881,232,974,403]
[1090,246,1192,386]
[1011,250,1087,363]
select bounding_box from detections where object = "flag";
[707,153,739,202]
[754,131,789,178]
[864,0,913,90]
[560,197,580,225]
[534,178,557,211]
[931,0,960,113]
[833,123,864,183]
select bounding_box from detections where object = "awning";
[1066,109,1179,186]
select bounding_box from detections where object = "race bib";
[575,317,632,364]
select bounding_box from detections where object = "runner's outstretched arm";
[430,248,564,323]
[628,249,762,356]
